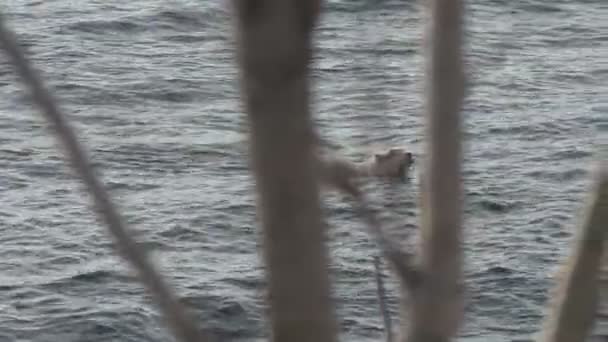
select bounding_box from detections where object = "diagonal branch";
[318,156,421,289]
[537,162,608,342]
[354,193,422,290]
[0,14,210,342]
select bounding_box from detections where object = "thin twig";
[374,255,394,342]
[0,14,210,342]
[537,162,608,342]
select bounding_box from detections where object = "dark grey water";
[0,0,606,341]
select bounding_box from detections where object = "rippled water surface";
[1,0,606,341]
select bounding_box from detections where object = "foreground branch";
[231,1,337,341]
[405,0,466,340]
[375,256,395,342]
[538,163,608,342]
[0,14,209,342]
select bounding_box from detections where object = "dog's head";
[372,148,414,178]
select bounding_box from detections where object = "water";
[0,0,606,341]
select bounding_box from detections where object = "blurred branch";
[375,255,394,342]
[537,163,608,342]
[405,0,466,340]
[354,193,422,290]
[318,157,421,289]
[0,14,210,342]
[231,1,338,341]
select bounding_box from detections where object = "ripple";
[0,0,603,340]
[62,18,147,35]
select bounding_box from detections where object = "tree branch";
[231,1,338,341]
[375,255,395,342]
[0,13,210,342]
[537,162,608,342]
[404,0,466,340]
[317,156,421,290]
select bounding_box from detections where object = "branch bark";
[231,1,338,342]
[537,163,608,342]
[0,13,209,342]
[404,0,466,340]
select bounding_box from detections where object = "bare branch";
[0,14,210,342]
[537,162,608,342]
[375,256,394,342]
[317,156,421,289]
[354,193,422,290]
[231,1,338,341]
[404,0,466,340]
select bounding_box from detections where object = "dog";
[360,148,414,179]
[319,147,414,194]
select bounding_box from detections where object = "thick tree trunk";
[231,2,338,342]
[404,0,466,341]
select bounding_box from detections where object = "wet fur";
[319,147,414,192]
